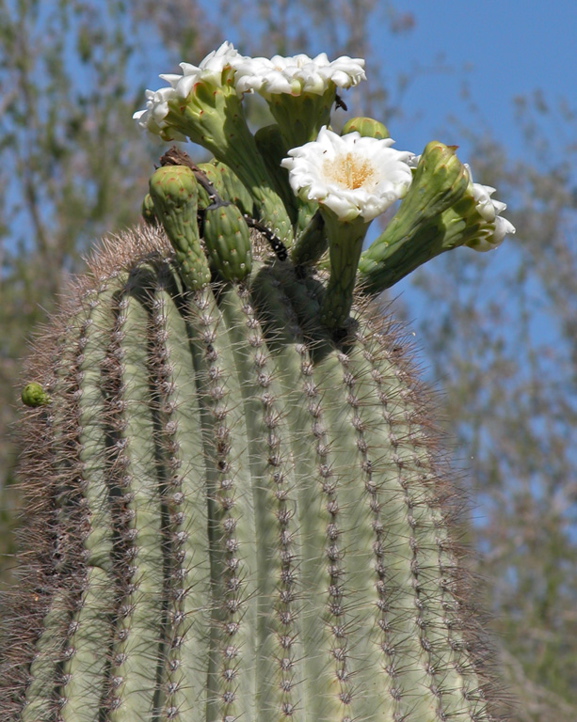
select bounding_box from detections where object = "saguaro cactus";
[1,44,515,721]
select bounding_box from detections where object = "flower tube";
[282,127,413,329]
[234,52,366,148]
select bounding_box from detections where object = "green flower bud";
[341,116,390,139]
[203,200,252,282]
[141,193,157,225]
[21,382,51,407]
[198,161,254,217]
[358,141,470,294]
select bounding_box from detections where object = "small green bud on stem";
[198,160,255,217]
[21,382,51,407]
[202,200,253,282]
[141,193,157,225]
[341,116,390,139]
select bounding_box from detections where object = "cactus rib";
[2,225,504,722]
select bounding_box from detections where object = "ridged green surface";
[199,160,255,218]
[203,201,253,282]
[1,225,501,721]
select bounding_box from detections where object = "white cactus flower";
[234,52,366,96]
[133,42,245,135]
[160,41,245,99]
[132,87,185,140]
[464,164,516,250]
[281,127,413,222]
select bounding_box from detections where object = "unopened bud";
[141,193,157,225]
[149,166,212,290]
[341,116,390,139]
[22,382,51,408]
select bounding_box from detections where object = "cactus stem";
[147,283,213,720]
[105,283,167,720]
[319,211,368,333]
[58,285,124,722]
[3,226,505,722]
[185,287,260,720]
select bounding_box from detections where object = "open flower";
[159,41,245,99]
[281,127,413,222]
[133,42,245,136]
[133,87,184,140]
[464,164,516,250]
[234,52,365,96]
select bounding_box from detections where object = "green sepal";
[440,194,486,249]
[341,116,390,139]
[148,165,212,290]
[265,85,335,149]
[203,200,253,282]
[21,382,51,407]
[358,141,469,294]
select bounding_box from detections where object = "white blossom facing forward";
[464,164,516,250]
[282,127,413,222]
[234,52,366,96]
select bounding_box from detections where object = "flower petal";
[282,127,413,221]
[234,52,366,97]
[463,164,516,249]
[133,42,246,134]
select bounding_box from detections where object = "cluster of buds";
[135,42,515,328]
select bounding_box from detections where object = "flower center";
[323,152,376,190]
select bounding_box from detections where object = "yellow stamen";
[323,152,376,190]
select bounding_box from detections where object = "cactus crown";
[1,44,512,722]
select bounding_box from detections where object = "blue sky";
[141,1,577,167]
[374,1,577,160]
